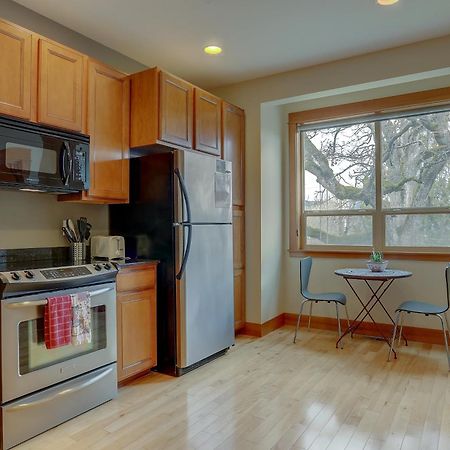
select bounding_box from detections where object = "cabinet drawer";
[116,266,156,292]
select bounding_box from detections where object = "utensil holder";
[70,242,86,263]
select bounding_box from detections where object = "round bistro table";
[334,268,412,358]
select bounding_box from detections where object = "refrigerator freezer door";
[176,223,234,369]
[175,151,232,224]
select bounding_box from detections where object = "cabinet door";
[234,269,245,332]
[222,102,245,206]
[159,71,193,148]
[0,20,35,120]
[86,61,129,201]
[194,88,221,156]
[38,39,84,131]
[233,208,245,270]
[117,289,157,382]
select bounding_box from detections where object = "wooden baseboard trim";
[239,313,448,346]
[241,314,285,337]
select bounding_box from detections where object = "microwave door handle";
[60,141,71,185]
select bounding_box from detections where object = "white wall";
[0,1,146,250]
[213,34,450,329]
[260,104,284,322]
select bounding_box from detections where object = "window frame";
[288,87,450,260]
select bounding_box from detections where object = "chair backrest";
[445,265,450,312]
[299,257,313,299]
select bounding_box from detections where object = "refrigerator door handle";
[176,223,193,280]
[174,168,192,223]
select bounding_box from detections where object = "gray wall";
[0,1,147,249]
[0,0,146,74]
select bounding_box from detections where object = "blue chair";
[388,265,450,370]
[293,257,350,347]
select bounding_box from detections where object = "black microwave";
[0,117,89,193]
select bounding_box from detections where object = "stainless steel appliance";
[0,116,89,193]
[110,150,234,376]
[0,261,118,449]
[91,235,126,260]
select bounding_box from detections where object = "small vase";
[367,260,389,272]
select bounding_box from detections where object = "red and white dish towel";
[44,292,92,349]
[71,291,92,346]
[44,295,72,349]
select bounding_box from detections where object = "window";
[289,89,450,256]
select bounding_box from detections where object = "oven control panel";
[41,266,92,280]
[0,263,118,285]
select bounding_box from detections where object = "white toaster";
[90,236,125,260]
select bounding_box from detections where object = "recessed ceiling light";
[377,0,399,5]
[204,45,222,55]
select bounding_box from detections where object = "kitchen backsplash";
[0,190,108,249]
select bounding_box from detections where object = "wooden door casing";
[194,88,221,156]
[0,20,35,120]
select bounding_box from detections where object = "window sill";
[288,249,450,262]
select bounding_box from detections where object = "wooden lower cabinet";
[116,263,158,383]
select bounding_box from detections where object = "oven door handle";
[5,286,115,308]
[7,366,114,411]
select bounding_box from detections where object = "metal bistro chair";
[388,265,450,370]
[293,257,350,347]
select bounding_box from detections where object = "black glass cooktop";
[0,259,78,273]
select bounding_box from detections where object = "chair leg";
[308,302,313,330]
[397,312,404,347]
[444,313,450,340]
[388,310,401,362]
[293,300,308,344]
[336,303,343,349]
[437,314,450,371]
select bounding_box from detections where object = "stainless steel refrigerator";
[110,149,235,376]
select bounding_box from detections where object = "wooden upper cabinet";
[194,88,221,156]
[86,61,129,201]
[59,60,129,204]
[38,39,85,132]
[159,71,193,148]
[0,20,36,120]
[130,68,195,150]
[222,102,245,206]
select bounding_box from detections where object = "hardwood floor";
[18,326,450,450]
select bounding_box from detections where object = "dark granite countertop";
[110,258,159,269]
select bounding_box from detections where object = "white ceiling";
[13,0,450,89]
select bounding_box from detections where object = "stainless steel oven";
[0,262,118,449]
[1,282,116,403]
